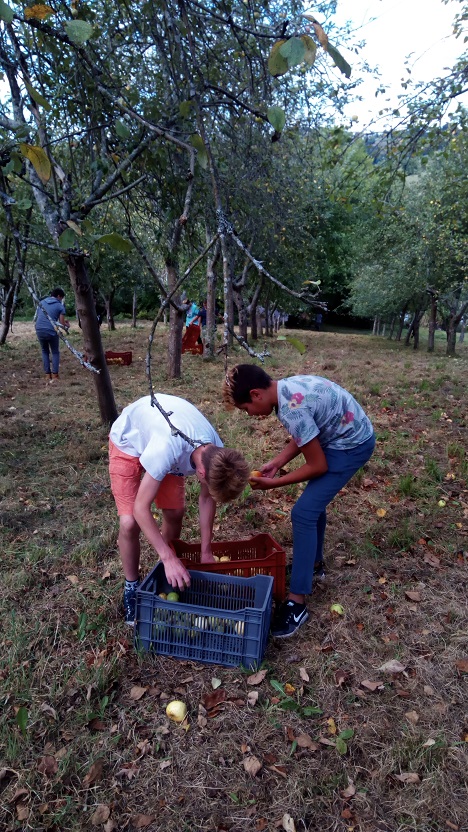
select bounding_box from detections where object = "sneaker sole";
[271,611,309,639]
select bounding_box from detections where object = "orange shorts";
[108,439,185,516]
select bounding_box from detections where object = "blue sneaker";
[123,583,139,626]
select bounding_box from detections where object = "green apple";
[167,591,180,602]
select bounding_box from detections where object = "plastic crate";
[135,563,273,669]
[105,350,132,366]
[173,533,286,601]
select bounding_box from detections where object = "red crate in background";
[173,533,286,601]
[105,350,132,366]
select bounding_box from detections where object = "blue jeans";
[37,332,60,374]
[290,434,375,595]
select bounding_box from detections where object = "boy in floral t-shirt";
[224,365,375,639]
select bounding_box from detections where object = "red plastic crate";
[173,533,286,601]
[105,350,132,366]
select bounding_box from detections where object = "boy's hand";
[260,461,279,479]
[161,553,191,591]
[249,475,277,491]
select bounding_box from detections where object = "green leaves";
[277,335,307,355]
[335,728,354,755]
[279,37,306,69]
[267,41,289,77]
[190,134,208,169]
[179,100,193,118]
[326,43,351,79]
[64,20,94,44]
[16,706,28,736]
[0,0,14,23]
[97,232,132,253]
[115,119,130,140]
[24,81,52,112]
[267,107,285,134]
[59,228,78,249]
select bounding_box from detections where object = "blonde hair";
[203,446,250,503]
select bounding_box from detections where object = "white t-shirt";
[109,395,223,481]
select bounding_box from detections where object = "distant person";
[314,312,323,332]
[194,300,207,343]
[184,299,199,328]
[109,394,250,624]
[35,287,70,383]
[223,365,375,639]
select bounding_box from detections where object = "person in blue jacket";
[35,287,69,382]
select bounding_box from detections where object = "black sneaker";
[123,583,139,626]
[314,560,326,581]
[271,600,309,639]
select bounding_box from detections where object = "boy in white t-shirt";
[109,394,250,624]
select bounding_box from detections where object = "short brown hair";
[223,364,273,409]
[202,446,250,503]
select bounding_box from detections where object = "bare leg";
[118,514,141,581]
[161,507,184,545]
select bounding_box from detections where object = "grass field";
[1,321,467,832]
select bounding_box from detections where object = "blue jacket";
[35,297,66,337]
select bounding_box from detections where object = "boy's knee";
[119,515,139,538]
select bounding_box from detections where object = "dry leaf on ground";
[82,759,104,787]
[247,669,268,685]
[379,660,407,674]
[16,805,29,821]
[129,685,148,700]
[405,710,419,724]
[299,667,309,682]
[405,590,421,602]
[455,659,468,673]
[202,689,226,710]
[243,755,262,776]
[282,813,296,832]
[341,781,356,798]
[132,815,155,828]
[361,679,384,691]
[37,756,58,778]
[295,733,319,750]
[247,691,259,706]
[394,772,420,784]
[91,805,110,825]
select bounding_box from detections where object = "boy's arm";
[198,480,217,563]
[253,437,327,490]
[262,438,302,477]
[133,472,191,590]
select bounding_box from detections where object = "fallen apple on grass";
[166,700,187,722]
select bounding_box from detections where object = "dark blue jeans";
[290,434,376,595]
[37,332,60,374]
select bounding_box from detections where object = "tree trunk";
[427,294,437,353]
[66,253,117,426]
[104,289,115,330]
[459,319,466,343]
[446,324,457,356]
[372,316,379,336]
[204,237,219,360]
[234,286,248,341]
[167,263,183,377]
[0,284,15,345]
[388,314,396,340]
[413,314,420,350]
[131,288,137,328]
[396,304,408,341]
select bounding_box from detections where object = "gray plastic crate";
[135,563,273,669]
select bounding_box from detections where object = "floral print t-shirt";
[277,376,373,450]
